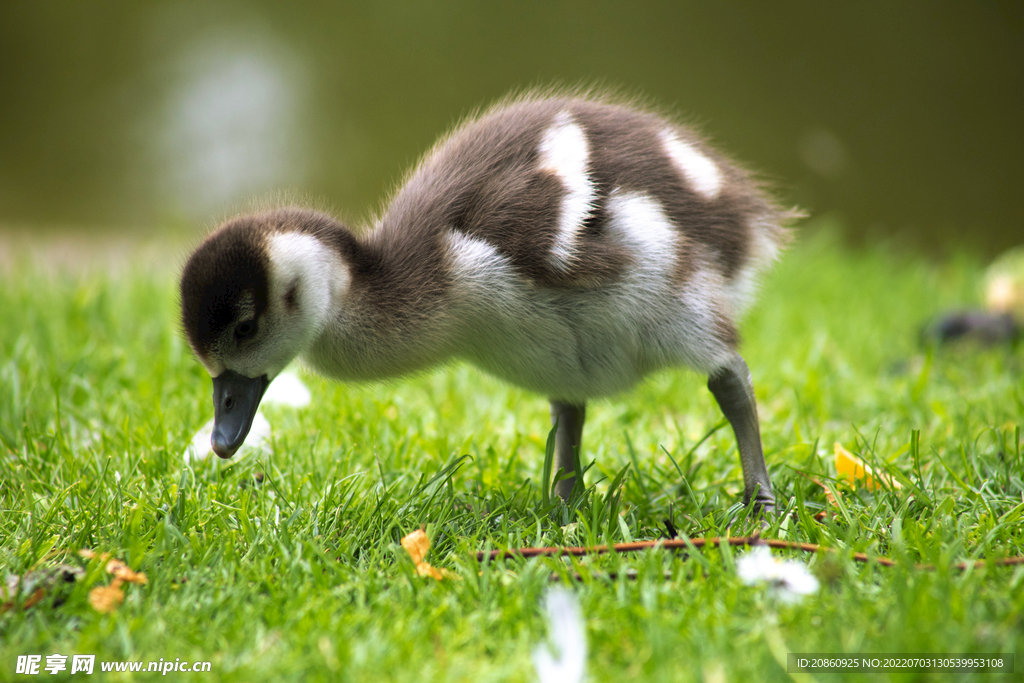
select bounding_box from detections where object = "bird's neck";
[298,220,455,382]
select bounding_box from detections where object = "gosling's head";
[180,208,348,457]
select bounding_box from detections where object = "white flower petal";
[533,587,587,683]
[738,546,779,584]
[184,418,216,463]
[183,412,273,464]
[778,563,820,598]
[737,546,819,604]
[263,371,311,408]
[246,412,272,450]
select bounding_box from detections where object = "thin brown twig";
[477,535,1024,572]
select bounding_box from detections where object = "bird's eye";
[234,320,257,341]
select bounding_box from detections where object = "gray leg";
[549,401,586,499]
[707,353,775,512]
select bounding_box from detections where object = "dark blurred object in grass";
[923,310,1019,347]
[2,565,84,612]
[922,245,1024,347]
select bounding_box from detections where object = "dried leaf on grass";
[78,549,148,584]
[795,472,838,519]
[400,529,431,565]
[834,442,901,490]
[78,549,109,562]
[88,582,124,614]
[79,549,147,612]
[106,559,148,585]
[401,529,456,581]
[815,477,840,507]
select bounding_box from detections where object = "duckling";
[180,94,794,510]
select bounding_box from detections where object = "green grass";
[1,225,1022,681]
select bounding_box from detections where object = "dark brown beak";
[211,370,269,458]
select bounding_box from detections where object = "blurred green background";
[1,0,1021,252]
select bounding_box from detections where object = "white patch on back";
[721,213,783,318]
[445,230,532,321]
[660,129,722,201]
[604,191,679,274]
[439,194,736,402]
[603,191,732,374]
[537,111,594,271]
[445,229,592,395]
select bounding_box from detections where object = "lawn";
[1,223,1022,681]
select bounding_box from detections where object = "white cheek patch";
[233,231,351,378]
[267,232,350,323]
[660,129,722,201]
[537,111,594,271]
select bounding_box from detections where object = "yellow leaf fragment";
[984,246,1024,317]
[78,549,110,562]
[401,529,431,566]
[106,559,148,585]
[834,443,901,490]
[401,529,456,581]
[80,549,147,611]
[416,563,446,580]
[88,581,124,613]
[79,549,148,584]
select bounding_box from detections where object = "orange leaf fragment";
[88,581,124,613]
[79,549,148,584]
[78,549,111,562]
[106,559,148,585]
[23,588,46,609]
[834,443,901,491]
[810,477,840,508]
[79,549,147,612]
[796,471,839,518]
[416,563,446,581]
[401,529,454,581]
[401,529,432,565]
